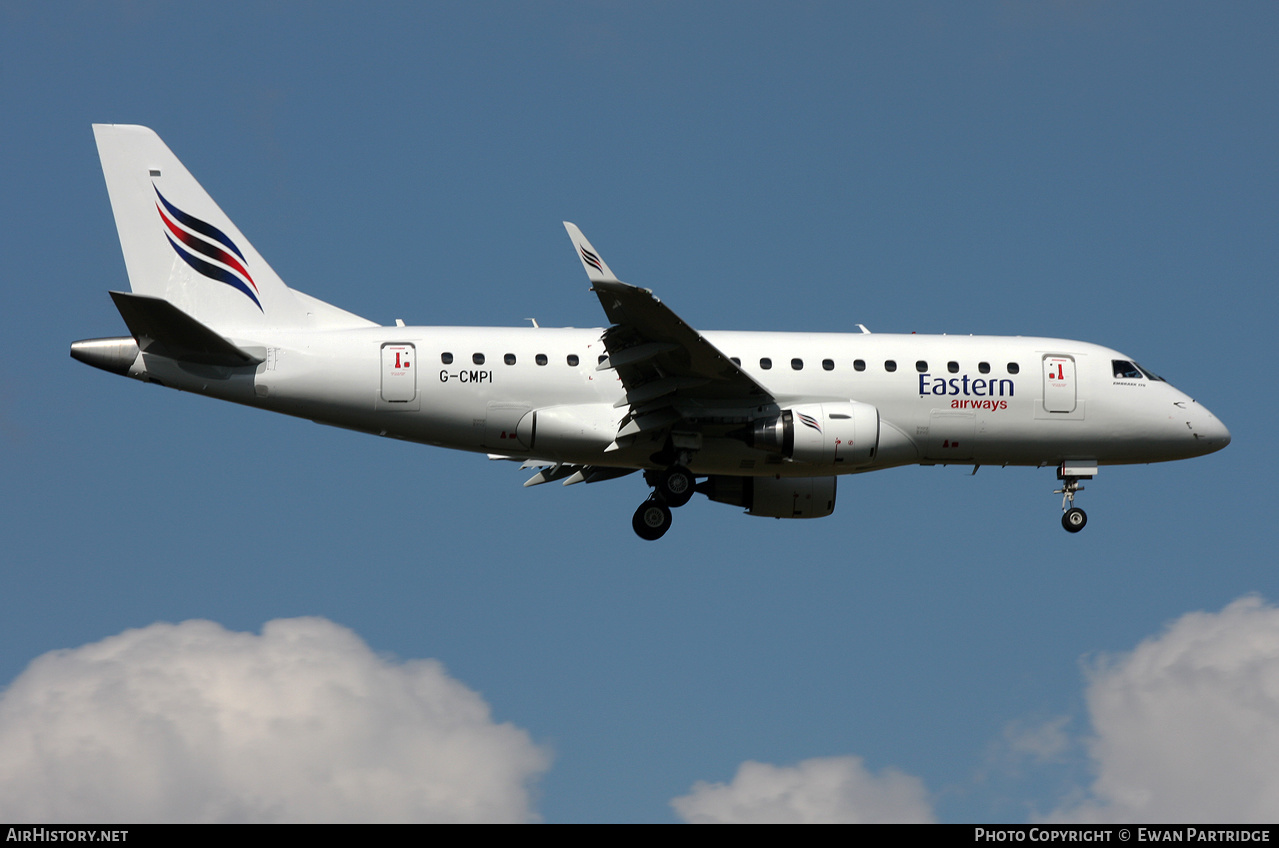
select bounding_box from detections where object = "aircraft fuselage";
[94,325,1228,475]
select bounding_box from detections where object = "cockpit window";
[1138,363,1165,382]
[1113,360,1143,379]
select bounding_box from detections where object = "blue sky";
[2,2,1276,822]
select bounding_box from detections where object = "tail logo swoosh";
[578,245,604,273]
[155,185,262,311]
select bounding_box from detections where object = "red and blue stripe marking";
[155,186,262,311]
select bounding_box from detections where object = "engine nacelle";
[697,475,837,519]
[744,401,879,467]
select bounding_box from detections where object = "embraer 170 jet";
[73,125,1230,540]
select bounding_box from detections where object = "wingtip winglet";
[563,222,620,284]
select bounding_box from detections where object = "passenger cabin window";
[730,357,741,366]
[567,354,579,366]
[504,353,516,365]
[760,358,772,370]
[916,360,928,373]
[791,358,803,371]
[441,352,453,365]
[885,360,897,372]
[1113,360,1143,379]
[598,355,608,365]
[854,359,866,372]
[1007,362,1019,374]
[473,353,485,365]
[536,353,548,366]
[822,359,834,371]
[978,361,990,374]
[948,361,959,373]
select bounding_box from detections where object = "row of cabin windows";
[441,352,588,367]
[441,350,1021,377]
[728,357,1020,375]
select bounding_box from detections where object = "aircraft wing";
[564,224,774,437]
[488,455,639,487]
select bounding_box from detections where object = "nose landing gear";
[1055,461,1096,533]
[631,463,696,540]
[1062,504,1087,532]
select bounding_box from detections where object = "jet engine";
[739,401,879,467]
[697,475,837,518]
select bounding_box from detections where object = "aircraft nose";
[1189,401,1231,453]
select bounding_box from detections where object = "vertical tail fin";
[93,124,371,333]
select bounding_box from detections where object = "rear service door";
[381,343,416,402]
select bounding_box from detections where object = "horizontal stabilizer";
[110,291,262,366]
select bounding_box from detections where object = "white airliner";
[73,125,1231,540]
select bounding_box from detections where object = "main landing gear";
[632,497,673,541]
[631,464,695,540]
[1054,462,1096,533]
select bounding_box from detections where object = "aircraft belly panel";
[922,410,976,461]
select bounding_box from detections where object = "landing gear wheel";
[632,498,673,541]
[1062,507,1087,533]
[1055,467,1091,534]
[658,465,695,508]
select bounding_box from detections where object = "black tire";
[632,498,673,541]
[1062,507,1087,533]
[659,465,695,508]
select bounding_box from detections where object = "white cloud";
[671,756,934,823]
[0,618,549,822]
[1001,715,1073,765]
[1047,596,1279,823]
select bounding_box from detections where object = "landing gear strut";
[632,463,696,540]
[1054,462,1095,533]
